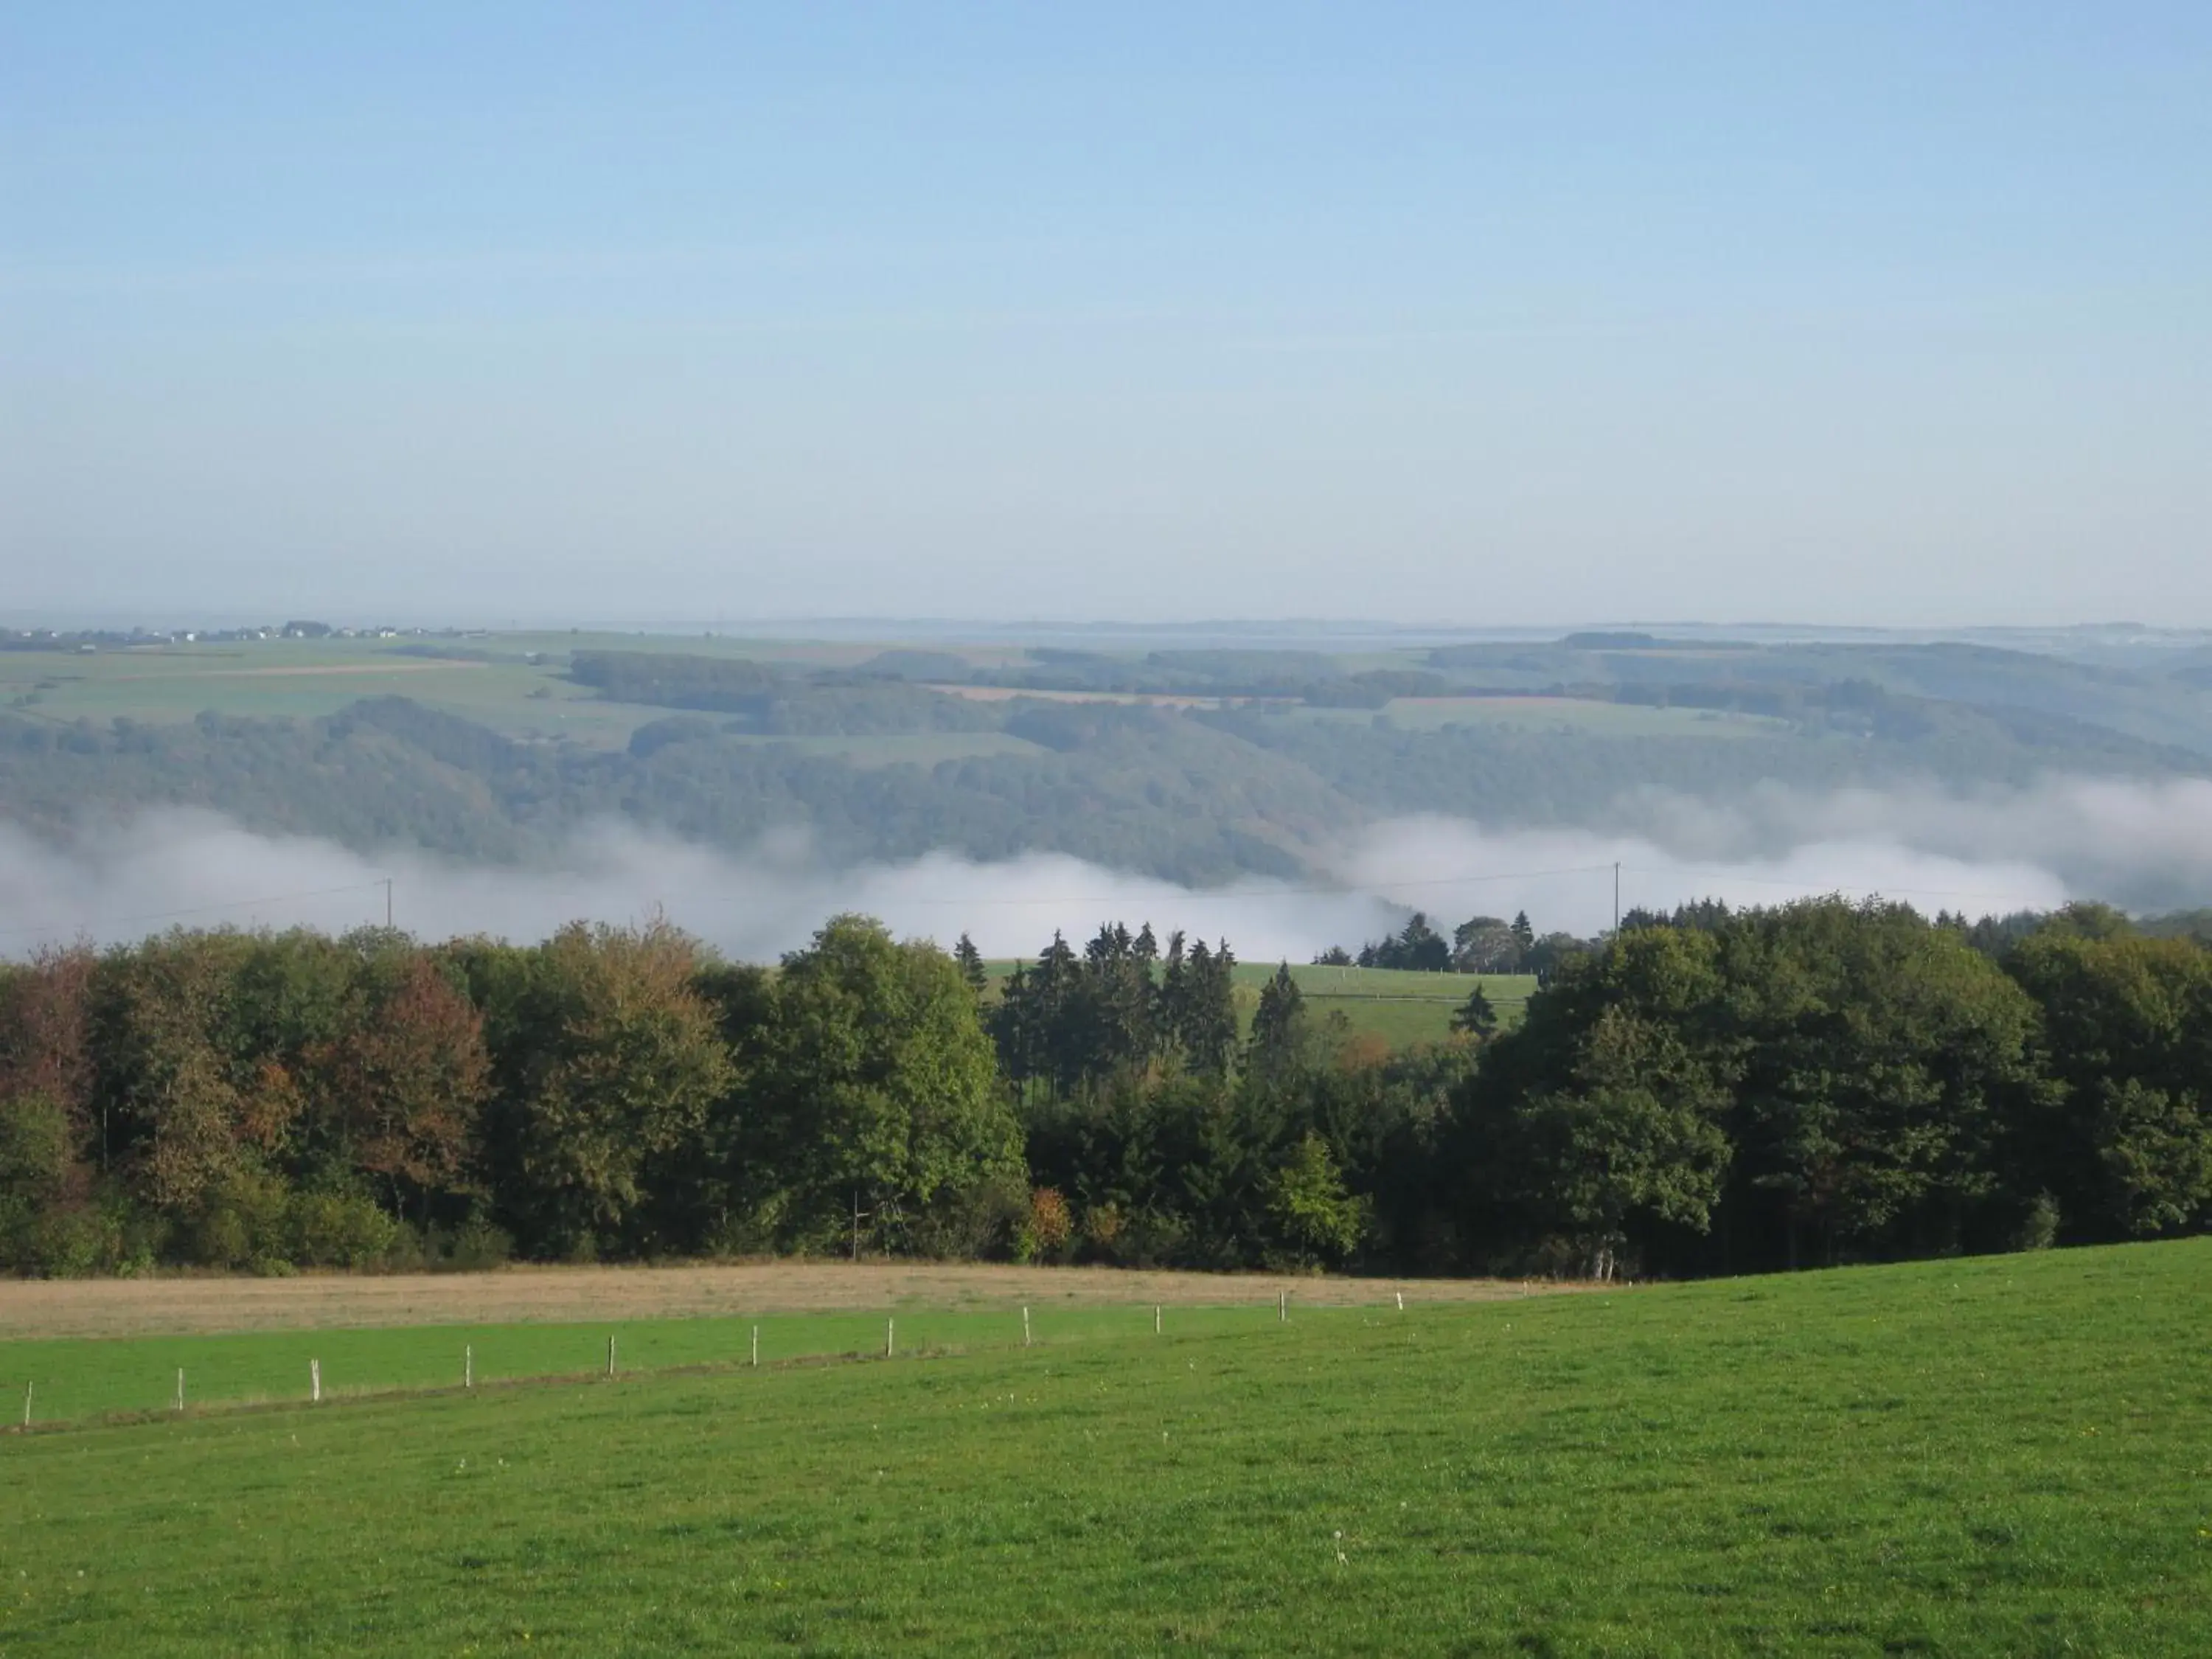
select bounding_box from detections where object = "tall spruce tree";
[1248,964,1307,1076]
[953,933,990,999]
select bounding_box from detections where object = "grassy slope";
[1293,696,1792,739]
[981,962,1535,1049]
[4,1240,2207,1655]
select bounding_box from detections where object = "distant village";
[0,622,492,652]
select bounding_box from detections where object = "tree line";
[1,899,2207,1280]
[1317,908,1595,977]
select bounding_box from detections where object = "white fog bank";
[6,773,2212,962]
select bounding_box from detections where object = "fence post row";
[88,1285,1400,1427]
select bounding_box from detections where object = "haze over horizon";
[7,4,2210,627]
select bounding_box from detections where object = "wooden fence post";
[1022,1306,1031,1347]
[751,1325,759,1368]
[175,1368,184,1413]
[886,1318,895,1358]
[606,1336,616,1377]
[465,1345,473,1390]
[310,1359,321,1404]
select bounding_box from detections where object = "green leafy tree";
[1516,1006,1733,1279]
[1454,924,1734,1276]
[2004,930,2212,1239]
[1722,900,2046,1265]
[0,1093,91,1273]
[1266,1132,1372,1267]
[743,916,1023,1254]
[1452,917,1522,973]
[478,920,733,1258]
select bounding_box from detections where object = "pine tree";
[1248,962,1307,1074]
[1450,982,1499,1039]
[953,933,989,998]
[1180,939,1239,1076]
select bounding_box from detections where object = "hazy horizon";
[7,5,2210,626]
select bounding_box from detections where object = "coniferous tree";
[1450,982,1499,1039]
[1248,964,1307,1076]
[989,963,1035,1097]
[953,933,990,999]
[1180,940,1239,1076]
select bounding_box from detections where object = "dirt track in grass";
[0,1262,1566,1340]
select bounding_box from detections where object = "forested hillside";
[5,627,2211,884]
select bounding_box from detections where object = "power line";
[1615,862,2060,905]
[679,863,1624,908]
[0,855,2068,947]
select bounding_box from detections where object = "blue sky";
[4,4,2208,625]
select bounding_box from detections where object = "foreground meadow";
[3,1241,2208,1655]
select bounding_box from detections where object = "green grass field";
[981,961,1532,1050]
[714,731,1048,767]
[5,1241,2207,1653]
[0,640,635,745]
[0,633,1036,751]
[1241,964,1533,1048]
[1295,695,1791,739]
[2,639,1791,755]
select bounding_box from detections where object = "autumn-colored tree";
[309,954,490,1220]
[88,931,268,1214]
[478,919,734,1258]
[0,945,97,1131]
[0,948,106,1271]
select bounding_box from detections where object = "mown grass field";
[2,637,1790,753]
[0,633,1023,751]
[1242,964,1534,1048]
[1295,695,1790,739]
[0,639,630,745]
[982,961,1531,1050]
[4,1241,2206,1654]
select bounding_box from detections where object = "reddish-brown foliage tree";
[311,956,491,1214]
